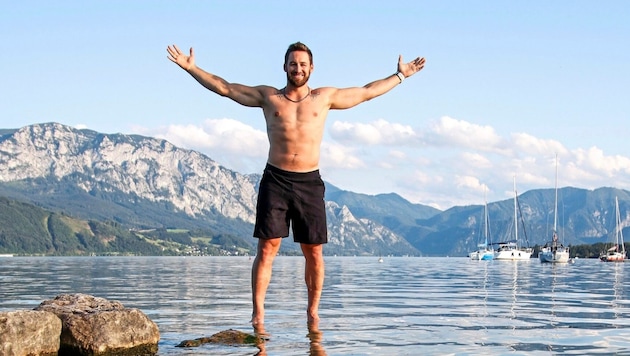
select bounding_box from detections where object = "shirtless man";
[167,42,425,325]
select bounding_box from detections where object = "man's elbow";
[212,86,230,97]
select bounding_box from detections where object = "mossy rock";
[176,329,266,348]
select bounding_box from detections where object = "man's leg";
[251,238,282,325]
[300,243,324,323]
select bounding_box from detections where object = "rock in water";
[35,293,160,356]
[177,329,266,348]
[0,310,62,356]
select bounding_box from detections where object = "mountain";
[1,123,629,257]
[413,186,630,256]
[0,123,422,256]
[326,188,439,227]
[0,196,254,256]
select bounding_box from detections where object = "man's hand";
[167,45,195,71]
[397,55,426,79]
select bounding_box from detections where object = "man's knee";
[257,238,281,257]
[301,243,323,259]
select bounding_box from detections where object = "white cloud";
[167,119,268,157]
[512,132,567,157]
[459,152,493,169]
[377,150,408,169]
[329,119,418,145]
[455,175,488,193]
[320,142,365,169]
[428,116,504,152]
[573,147,630,177]
[388,150,407,160]
[133,118,268,173]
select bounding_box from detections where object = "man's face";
[284,50,312,87]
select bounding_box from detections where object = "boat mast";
[616,196,625,255]
[513,176,518,245]
[553,155,558,244]
[484,188,489,247]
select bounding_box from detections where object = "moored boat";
[469,194,494,261]
[494,177,532,261]
[600,196,626,262]
[539,156,570,263]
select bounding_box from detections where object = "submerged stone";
[177,329,266,348]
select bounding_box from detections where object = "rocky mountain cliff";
[0,123,421,256]
[0,123,258,222]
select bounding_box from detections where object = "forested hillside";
[0,197,253,256]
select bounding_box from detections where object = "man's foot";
[251,314,264,326]
[253,322,269,339]
[307,311,320,324]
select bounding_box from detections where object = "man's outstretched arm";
[330,55,425,110]
[167,44,265,108]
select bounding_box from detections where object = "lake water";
[2,256,630,355]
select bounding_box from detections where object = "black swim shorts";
[253,163,327,244]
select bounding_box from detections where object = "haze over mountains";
[1,123,628,256]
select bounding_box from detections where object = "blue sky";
[2,1,629,209]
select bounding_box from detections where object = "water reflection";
[2,256,630,354]
[252,323,268,356]
[306,321,327,356]
[548,264,559,327]
[612,262,623,321]
[510,261,519,322]
[251,321,326,356]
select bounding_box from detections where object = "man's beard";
[287,72,310,87]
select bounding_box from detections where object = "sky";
[2,1,630,210]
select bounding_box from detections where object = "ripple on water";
[2,256,630,355]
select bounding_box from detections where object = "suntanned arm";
[167,44,266,108]
[330,55,426,110]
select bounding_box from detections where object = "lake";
[1,256,630,355]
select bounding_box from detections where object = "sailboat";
[600,196,626,262]
[494,177,533,260]
[469,194,494,261]
[539,156,570,263]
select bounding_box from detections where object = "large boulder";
[35,293,159,356]
[0,310,62,356]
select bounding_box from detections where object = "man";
[167,42,425,325]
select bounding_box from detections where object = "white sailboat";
[494,177,532,260]
[539,156,570,263]
[469,194,494,261]
[600,196,626,262]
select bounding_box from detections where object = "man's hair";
[284,42,313,65]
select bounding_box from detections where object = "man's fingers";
[412,57,426,71]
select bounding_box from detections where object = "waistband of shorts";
[264,163,321,180]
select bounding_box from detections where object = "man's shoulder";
[256,85,280,93]
[310,86,337,95]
